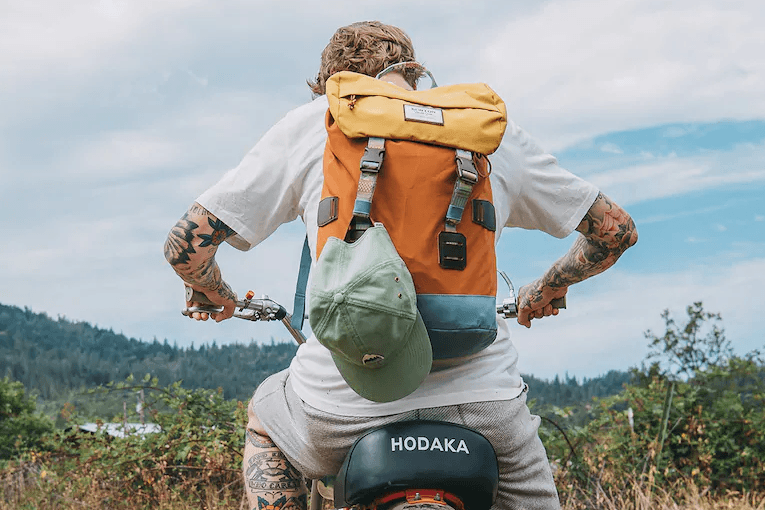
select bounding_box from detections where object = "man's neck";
[380,72,414,91]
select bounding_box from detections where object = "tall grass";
[0,457,246,510]
[3,456,763,510]
[560,477,765,510]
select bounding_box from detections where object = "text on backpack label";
[403,104,444,126]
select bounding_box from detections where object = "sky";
[2,0,764,381]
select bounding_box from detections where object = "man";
[164,21,637,510]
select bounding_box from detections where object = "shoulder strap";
[291,236,312,331]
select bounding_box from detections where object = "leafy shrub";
[0,377,53,461]
[541,304,765,505]
[2,376,247,509]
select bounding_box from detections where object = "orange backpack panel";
[316,112,499,360]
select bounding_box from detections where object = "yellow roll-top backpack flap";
[325,71,508,155]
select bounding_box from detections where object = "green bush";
[541,303,765,502]
[1,376,246,508]
[0,377,53,460]
[565,363,763,493]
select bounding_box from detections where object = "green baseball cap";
[309,224,433,403]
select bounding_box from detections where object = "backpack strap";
[445,149,479,232]
[291,235,312,331]
[351,137,386,233]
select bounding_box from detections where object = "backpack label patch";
[403,104,444,125]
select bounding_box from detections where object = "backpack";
[294,71,508,360]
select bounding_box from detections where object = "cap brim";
[331,310,433,403]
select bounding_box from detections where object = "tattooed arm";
[164,202,238,322]
[517,192,638,328]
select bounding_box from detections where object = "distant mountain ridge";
[0,302,630,405]
[0,303,296,402]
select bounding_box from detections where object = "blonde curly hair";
[308,21,422,96]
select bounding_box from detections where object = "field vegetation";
[1,302,763,509]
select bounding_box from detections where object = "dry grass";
[561,477,765,510]
[3,460,764,510]
[0,460,246,510]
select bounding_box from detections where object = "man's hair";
[308,21,421,96]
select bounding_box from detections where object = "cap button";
[333,293,345,304]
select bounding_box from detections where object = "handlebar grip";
[273,306,288,321]
[185,287,216,306]
[551,296,566,309]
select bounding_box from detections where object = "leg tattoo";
[244,428,308,510]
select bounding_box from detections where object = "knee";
[246,400,270,438]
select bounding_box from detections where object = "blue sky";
[2,0,763,381]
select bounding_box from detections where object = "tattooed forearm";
[182,257,237,302]
[164,203,236,299]
[544,192,637,290]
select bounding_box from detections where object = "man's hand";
[517,279,568,328]
[185,285,237,322]
[164,202,238,323]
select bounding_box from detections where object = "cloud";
[599,143,623,154]
[3,216,308,349]
[480,0,765,150]
[511,258,765,380]
[0,1,323,144]
[66,132,188,179]
[2,86,300,192]
[8,0,762,157]
[583,141,765,206]
[638,203,731,225]
[3,0,482,96]
[0,0,204,91]
[663,125,700,138]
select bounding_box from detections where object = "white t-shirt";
[197,95,599,417]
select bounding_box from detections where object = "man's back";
[196,91,599,416]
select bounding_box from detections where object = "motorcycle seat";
[334,420,499,510]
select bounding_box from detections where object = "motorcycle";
[183,272,564,510]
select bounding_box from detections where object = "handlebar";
[182,271,566,343]
[182,287,306,344]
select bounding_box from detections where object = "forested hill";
[0,303,296,402]
[0,302,631,405]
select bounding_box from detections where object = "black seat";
[334,420,498,510]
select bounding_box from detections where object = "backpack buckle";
[455,150,478,184]
[360,137,386,172]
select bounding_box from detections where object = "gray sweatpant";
[250,369,560,510]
